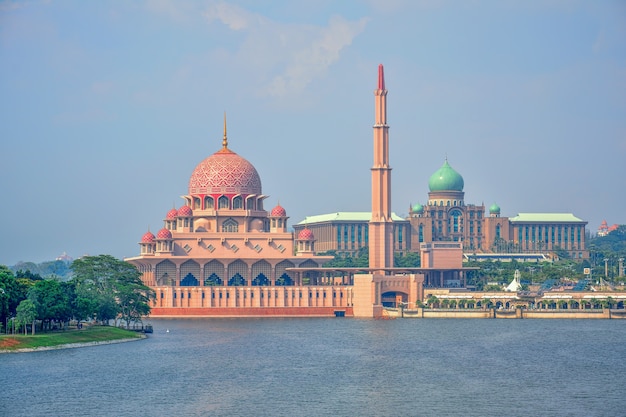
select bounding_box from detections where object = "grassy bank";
[0,326,143,352]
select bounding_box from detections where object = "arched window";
[449,209,462,233]
[193,197,201,209]
[218,196,230,209]
[496,224,501,239]
[222,218,238,232]
[204,196,214,209]
[233,196,243,209]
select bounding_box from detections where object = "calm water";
[1,318,625,417]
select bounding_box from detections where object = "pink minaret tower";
[369,64,394,273]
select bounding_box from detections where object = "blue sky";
[1,0,624,265]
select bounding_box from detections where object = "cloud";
[265,15,369,97]
[203,2,368,97]
[203,1,257,31]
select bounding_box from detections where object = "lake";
[1,318,625,416]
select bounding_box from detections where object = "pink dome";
[156,228,172,239]
[188,148,262,196]
[298,228,314,240]
[141,231,155,243]
[271,204,286,217]
[178,205,193,216]
[166,208,178,219]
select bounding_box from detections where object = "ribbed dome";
[298,228,315,240]
[166,208,178,219]
[489,203,501,214]
[156,228,172,239]
[178,205,192,217]
[428,160,464,192]
[141,231,155,243]
[411,203,424,214]
[270,204,286,217]
[188,148,262,196]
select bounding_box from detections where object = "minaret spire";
[369,64,394,273]
[222,112,228,150]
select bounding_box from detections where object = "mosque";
[126,64,588,318]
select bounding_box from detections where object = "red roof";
[157,228,172,239]
[178,205,193,216]
[271,204,286,217]
[298,228,314,240]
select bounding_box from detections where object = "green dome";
[489,203,501,214]
[428,160,464,192]
[411,203,424,214]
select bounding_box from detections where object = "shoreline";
[0,334,146,354]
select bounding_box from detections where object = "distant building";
[598,219,619,237]
[55,252,73,263]
[296,159,589,260]
[294,212,410,256]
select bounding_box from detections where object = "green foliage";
[28,280,72,330]
[394,252,421,267]
[16,299,37,335]
[71,255,155,327]
[321,249,369,268]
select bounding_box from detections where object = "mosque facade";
[125,116,350,317]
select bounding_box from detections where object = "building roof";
[428,159,464,192]
[296,212,406,225]
[509,213,586,223]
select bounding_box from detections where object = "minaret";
[369,64,394,273]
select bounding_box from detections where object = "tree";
[28,279,72,331]
[16,299,37,335]
[71,255,155,326]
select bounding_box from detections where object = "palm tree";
[427,295,439,309]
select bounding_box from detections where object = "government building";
[295,160,588,260]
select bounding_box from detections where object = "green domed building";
[409,159,486,251]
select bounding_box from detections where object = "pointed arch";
[222,218,239,233]
[251,260,271,285]
[180,260,200,286]
[155,260,176,286]
[227,260,248,286]
[275,260,295,286]
[204,260,224,284]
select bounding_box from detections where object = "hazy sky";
[1,0,624,265]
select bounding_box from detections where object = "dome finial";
[222,112,228,150]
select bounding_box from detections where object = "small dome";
[489,203,501,214]
[178,205,193,217]
[271,204,286,217]
[428,159,464,192]
[156,228,172,239]
[250,218,264,232]
[141,231,155,243]
[298,228,314,240]
[166,208,178,219]
[411,203,424,214]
